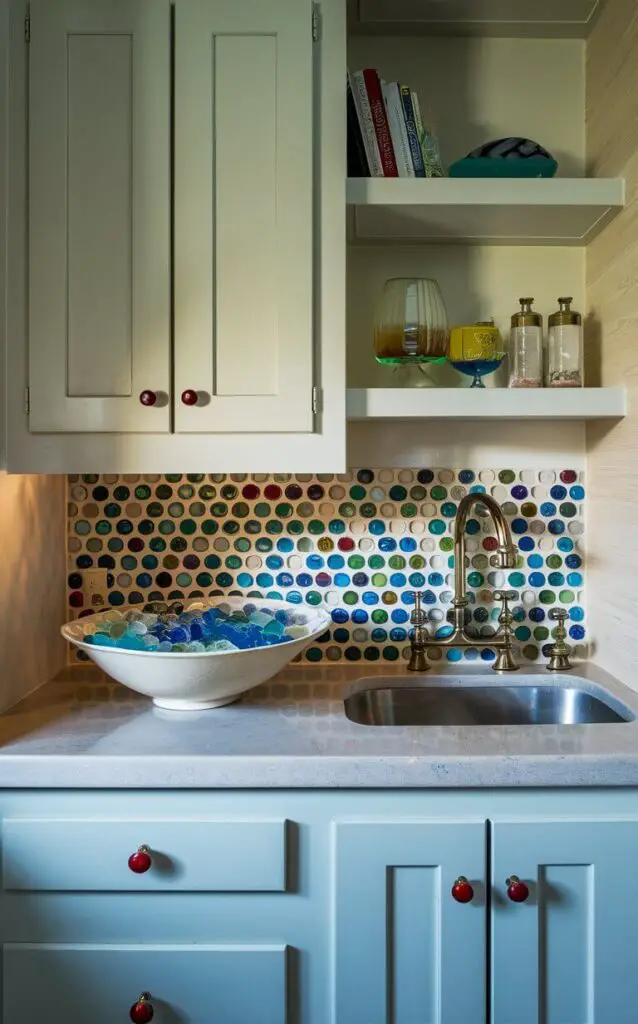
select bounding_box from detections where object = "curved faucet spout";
[452,492,518,624]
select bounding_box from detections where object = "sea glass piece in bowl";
[62,597,331,711]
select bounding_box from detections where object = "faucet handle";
[549,608,568,623]
[547,608,573,672]
[493,590,516,629]
[410,592,427,627]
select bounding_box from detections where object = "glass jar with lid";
[547,297,583,388]
[509,297,543,388]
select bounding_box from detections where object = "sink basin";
[344,684,632,726]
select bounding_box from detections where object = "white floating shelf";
[346,387,627,421]
[349,0,605,38]
[347,177,625,246]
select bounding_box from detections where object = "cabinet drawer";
[2,818,288,891]
[3,944,287,1023]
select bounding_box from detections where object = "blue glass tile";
[540,502,557,516]
[569,624,585,640]
[391,609,410,624]
[399,537,417,552]
[569,607,585,622]
[352,609,369,624]
[557,537,574,552]
[519,536,535,551]
[527,554,543,569]
[276,572,294,587]
[362,591,380,605]
[379,537,397,552]
[567,572,583,587]
[390,572,407,587]
[548,520,565,535]
[334,573,351,587]
[327,555,345,570]
[550,485,567,500]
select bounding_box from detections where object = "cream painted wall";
[585,0,638,686]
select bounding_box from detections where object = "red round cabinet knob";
[139,390,157,407]
[130,993,154,1023]
[506,876,530,903]
[181,389,198,406]
[451,876,474,904]
[128,845,152,874]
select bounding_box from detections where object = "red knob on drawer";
[130,993,154,1023]
[506,875,530,903]
[139,390,157,407]
[181,389,198,406]
[451,876,474,904]
[128,845,152,874]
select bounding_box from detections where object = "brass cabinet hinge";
[312,5,321,41]
[24,387,30,415]
[312,385,322,414]
[24,13,30,42]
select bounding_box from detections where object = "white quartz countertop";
[1,663,638,788]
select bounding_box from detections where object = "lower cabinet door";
[3,944,287,1023]
[334,820,487,1024]
[492,819,638,1024]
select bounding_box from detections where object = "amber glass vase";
[374,278,449,364]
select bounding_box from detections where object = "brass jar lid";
[549,297,581,327]
[511,297,542,329]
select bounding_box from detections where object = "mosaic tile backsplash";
[67,469,587,665]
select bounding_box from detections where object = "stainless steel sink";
[344,685,631,727]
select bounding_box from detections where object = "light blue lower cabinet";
[3,944,288,1023]
[491,818,638,1024]
[334,820,487,1024]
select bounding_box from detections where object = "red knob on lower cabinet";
[128,845,152,874]
[451,876,474,903]
[506,875,530,903]
[181,389,198,406]
[130,993,154,1023]
[139,391,157,407]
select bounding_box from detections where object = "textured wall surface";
[0,473,67,709]
[586,0,638,687]
[67,470,586,667]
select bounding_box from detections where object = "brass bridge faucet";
[408,492,520,673]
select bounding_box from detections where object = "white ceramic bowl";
[62,597,330,711]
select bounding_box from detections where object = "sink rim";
[343,673,636,727]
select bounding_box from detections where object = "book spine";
[411,90,444,177]
[410,90,428,167]
[346,79,370,176]
[400,84,426,177]
[362,68,398,177]
[382,82,414,178]
[349,70,383,177]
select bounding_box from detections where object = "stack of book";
[347,68,444,178]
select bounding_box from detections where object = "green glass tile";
[135,485,151,500]
[540,590,556,605]
[275,502,293,518]
[149,537,166,552]
[221,485,238,500]
[178,485,194,499]
[409,555,426,569]
[430,485,447,500]
[522,644,540,660]
[254,503,271,517]
[156,485,173,499]
[176,572,192,587]
[388,555,406,570]
[382,591,397,605]
[508,572,525,587]
[288,521,304,535]
[75,520,91,535]
[170,538,187,552]
[369,555,385,569]
[339,503,355,518]
[329,520,345,534]
[202,520,218,535]
[429,520,445,535]
[372,573,388,587]
[222,520,240,535]
[318,537,334,552]
[371,609,388,624]
[499,469,516,484]
[306,591,322,606]
[410,485,427,501]
[534,626,549,641]
[400,503,417,517]
[559,502,577,518]
[104,502,121,518]
[180,520,196,535]
[95,520,112,535]
[165,474,182,483]
[86,538,102,552]
[305,647,322,662]
[232,502,249,518]
[266,520,283,535]
[546,554,563,569]
[211,502,228,517]
[255,538,272,552]
[146,502,163,517]
[297,538,312,552]
[560,589,575,603]
[159,520,175,535]
[440,537,454,552]
[389,486,407,501]
[113,486,130,501]
[308,520,325,535]
[108,538,123,552]
[225,555,242,570]
[360,503,377,518]
[343,591,358,605]
[197,572,213,587]
[234,538,251,552]
[245,520,261,535]
[515,626,531,641]
[198,485,216,500]
[468,571,484,587]
[349,485,366,500]
[348,555,365,569]
[187,474,204,483]
[168,502,184,517]
[521,502,537,517]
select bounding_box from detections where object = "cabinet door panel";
[334,820,487,1024]
[492,819,638,1024]
[3,944,287,1023]
[174,0,314,433]
[28,0,170,433]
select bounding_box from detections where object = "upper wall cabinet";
[28,0,171,434]
[9,0,346,472]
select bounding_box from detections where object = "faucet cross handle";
[547,608,573,672]
[493,590,516,624]
[410,591,427,627]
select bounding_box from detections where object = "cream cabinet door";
[28,0,170,433]
[174,0,316,434]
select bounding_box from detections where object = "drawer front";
[2,818,287,891]
[3,944,287,1023]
